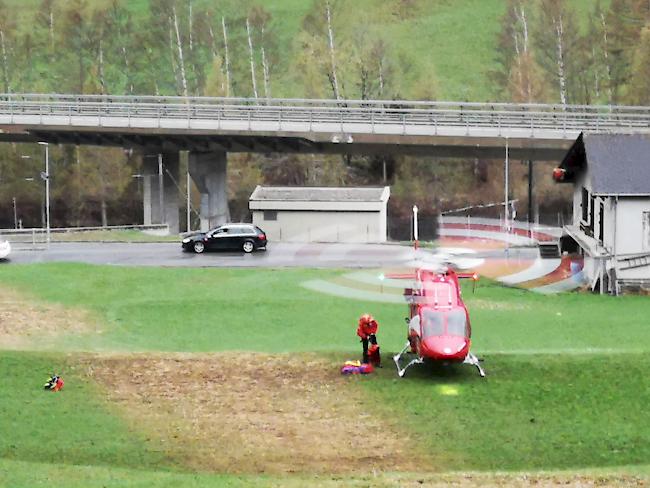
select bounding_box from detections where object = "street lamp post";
[158,153,164,225]
[186,170,191,232]
[413,204,419,250]
[12,196,17,229]
[38,142,50,246]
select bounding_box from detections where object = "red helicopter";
[390,267,486,378]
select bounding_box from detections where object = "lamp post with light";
[413,204,419,250]
[12,197,17,229]
[37,142,50,245]
[20,150,49,237]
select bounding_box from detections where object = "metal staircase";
[618,253,650,270]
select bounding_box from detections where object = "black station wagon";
[181,224,267,254]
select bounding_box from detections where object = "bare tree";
[534,0,579,104]
[49,6,55,52]
[245,17,258,99]
[206,13,225,94]
[600,10,613,103]
[188,0,193,52]
[0,27,10,93]
[513,3,531,99]
[0,1,16,93]
[172,5,188,97]
[108,1,134,95]
[325,0,341,99]
[222,16,231,96]
[167,16,179,91]
[98,37,106,94]
[261,42,271,99]
[553,10,568,105]
[249,6,273,99]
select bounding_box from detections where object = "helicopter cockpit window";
[447,309,468,337]
[421,309,444,337]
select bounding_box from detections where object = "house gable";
[556,133,650,196]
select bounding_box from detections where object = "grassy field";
[49,230,178,243]
[0,263,647,353]
[0,263,649,486]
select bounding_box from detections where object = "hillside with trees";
[1,0,649,232]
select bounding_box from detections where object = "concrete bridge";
[1,93,649,233]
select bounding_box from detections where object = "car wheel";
[193,241,205,254]
[242,240,255,253]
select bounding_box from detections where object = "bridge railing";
[1,93,649,135]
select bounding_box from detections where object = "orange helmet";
[358,313,373,326]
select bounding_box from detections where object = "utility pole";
[158,153,164,225]
[186,170,191,232]
[38,142,50,246]
[504,138,509,232]
[413,204,419,250]
[527,160,534,225]
[12,196,17,229]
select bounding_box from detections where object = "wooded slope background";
[1,0,649,231]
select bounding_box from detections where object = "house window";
[589,194,595,233]
[581,187,589,223]
[598,201,604,244]
[264,210,277,221]
[643,212,650,250]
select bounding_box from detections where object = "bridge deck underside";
[0,121,573,160]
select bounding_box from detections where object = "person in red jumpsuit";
[357,314,379,365]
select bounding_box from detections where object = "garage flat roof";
[249,186,390,212]
[250,186,390,202]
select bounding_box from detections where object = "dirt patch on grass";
[0,285,96,349]
[323,473,647,487]
[276,472,647,487]
[87,353,427,475]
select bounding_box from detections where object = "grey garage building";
[249,186,390,243]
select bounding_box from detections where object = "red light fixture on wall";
[552,167,566,182]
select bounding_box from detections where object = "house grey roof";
[560,133,650,195]
[249,186,389,202]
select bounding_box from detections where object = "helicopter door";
[420,309,444,339]
[446,309,469,338]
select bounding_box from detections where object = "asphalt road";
[3,241,538,269]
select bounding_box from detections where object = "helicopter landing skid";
[393,342,424,377]
[463,352,486,377]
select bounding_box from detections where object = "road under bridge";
[2,94,649,233]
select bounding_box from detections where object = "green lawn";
[0,351,169,471]
[0,263,649,485]
[0,263,647,354]
[50,230,178,243]
[364,353,650,471]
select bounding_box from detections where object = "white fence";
[1,224,169,247]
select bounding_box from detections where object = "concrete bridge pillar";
[189,151,230,231]
[142,152,180,234]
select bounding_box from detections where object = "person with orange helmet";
[357,314,380,365]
